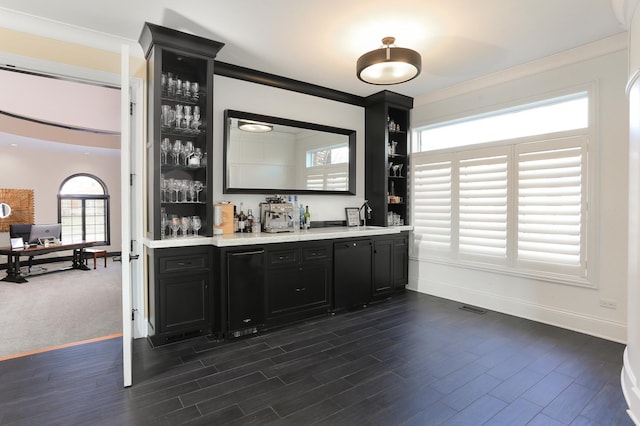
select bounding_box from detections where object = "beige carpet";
[0,258,122,358]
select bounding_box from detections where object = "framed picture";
[345,207,360,227]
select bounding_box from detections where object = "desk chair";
[9,224,34,273]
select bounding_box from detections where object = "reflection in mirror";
[0,202,11,219]
[224,110,356,194]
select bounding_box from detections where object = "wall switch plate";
[599,299,617,310]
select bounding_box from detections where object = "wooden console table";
[0,241,97,283]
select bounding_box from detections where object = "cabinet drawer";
[159,252,209,274]
[302,246,330,262]
[268,249,298,266]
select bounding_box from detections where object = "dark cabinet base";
[147,246,216,347]
[149,232,408,346]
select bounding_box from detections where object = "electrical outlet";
[600,299,617,310]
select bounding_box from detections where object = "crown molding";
[415,32,628,106]
[0,7,142,56]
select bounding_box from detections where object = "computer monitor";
[28,223,61,244]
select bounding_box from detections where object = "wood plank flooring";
[0,291,632,425]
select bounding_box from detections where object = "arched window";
[58,173,110,244]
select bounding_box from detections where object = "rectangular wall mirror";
[223,110,356,194]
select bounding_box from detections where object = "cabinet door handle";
[177,261,191,266]
[243,318,252,323]
[295,287,306,292]
[231,250,265,256]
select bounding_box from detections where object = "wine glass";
[180,180,190,203]
[175,78,183,97]
[191,216,202,236]
[193,180,204,202]
[180,216,191,237]
[183,106,193,133]
[189,181,197,202]
[182,80,190,100]
[167,74,176,97]
[183,141,194,166]
[392,165,401,177]
[160,177,168,203]
[174,104,184,130]
[160,209,168,239]
[161,138,171,164]
[171,178,181,203]
[397,164,404,177]
[172,140,183,165]
[388,162,394,177]
[169,215,180,238]
[191,82,199,101]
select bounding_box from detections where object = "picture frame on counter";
[345,207,360,227]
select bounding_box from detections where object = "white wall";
[409,45,629,343]
[212,76,365,222]
[0,143,121,257]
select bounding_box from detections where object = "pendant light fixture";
[356,37,421,85]
[238,120,273,132]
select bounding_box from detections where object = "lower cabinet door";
[393,234,408,287]
[373,239,394,295]
[267,267,304,316]
[159,273,210,333]
[227,250,265,333]
[334,239,372,308]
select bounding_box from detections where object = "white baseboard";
[622,348,640,425]
[407,276,627,343]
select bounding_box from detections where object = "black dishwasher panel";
[334,239,372,309]
[227,249,265,337]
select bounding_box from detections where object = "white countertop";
[143,225,413,249]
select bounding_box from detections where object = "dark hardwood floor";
[0,291,632,425]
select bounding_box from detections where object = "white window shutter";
[516,136,586,275]
[458,149,509,262]
[413,153,453,252]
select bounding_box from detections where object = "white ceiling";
[0,0,626,100]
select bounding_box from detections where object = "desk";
[0,241,96,283]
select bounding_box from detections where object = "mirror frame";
[0,202,11,219]
[223,109,356,195]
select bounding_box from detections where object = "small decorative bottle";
[303,206,311,229]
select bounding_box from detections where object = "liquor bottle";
[299,201,305,230]
[292,195,300,231]
[246,209,254,232]
[233,205,239,233]
[303,205,311,229]
[238,203,246,233]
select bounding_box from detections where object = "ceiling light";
[238,120,273,132]
[356,37,422,85]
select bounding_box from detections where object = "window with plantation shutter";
[411,91,592,285]
[516,137,586,275]
[305,164,348,191]
[413,154,452,252]
[458,149,508,262]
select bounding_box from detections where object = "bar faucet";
[360,200,372,227]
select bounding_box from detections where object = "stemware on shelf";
[172,140,183,165]
[180,216,191,237]
[160,138,171,164]
[174,104,184,130]
[183,141,194,166]
[192,216,202,236]
[169,215,180,238]
[193,180,204,202]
